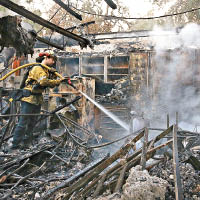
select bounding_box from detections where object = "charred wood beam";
[93,173,107,197]
[78,139,173,199]
[140,128,148,170]
[77,173,102,198]
[0,0,89,47]
[172,125,184,200]
[129,140,173,170]
[11,161,46,189]
[45,151,69,165]
[42,154,109,199]
[114,163,128,192]
[103,0,117,9]
[92,30,177,40]
[52,0,82,21]
[62,143,134,199]
[83,125,173,198]
[66,21,95,31]
[0,158,30,185]
[75,127,173,199]
[0,113,51,117]
[36,36,64,50]
[104,127,173,180]
[148,127,199,136]
[167,114,170,128]
[118,126,173,160]
[0,144,54,170]
[73,131,145,199]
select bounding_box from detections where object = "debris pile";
[0,142,94,200]
[96,76,131,105]
[94,165,168,200]
[1,119,200,199]
[122,165,168,200]
[150,151,200,199]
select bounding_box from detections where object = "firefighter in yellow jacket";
[11,52,62,149]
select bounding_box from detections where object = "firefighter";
[11,52,62,150]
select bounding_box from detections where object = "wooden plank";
[140,128,148,170]
[173,125,184,200]
[104,55,108,83]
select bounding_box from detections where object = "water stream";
[79,91,129,131]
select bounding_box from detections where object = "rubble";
[93,165,168,200]
[150,151,200,199]
[1,105,200,200]
[122,165,168,200]
[96,76,131,105]
[1,4,200,199]
[1,75,200,200]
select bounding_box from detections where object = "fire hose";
[0,62,76,89]
[1,63,63,81]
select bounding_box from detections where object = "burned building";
[1,2,200,198]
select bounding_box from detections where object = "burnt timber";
[53,0,82,21]
[0,0,89,47]
[173,125,184,200]
[36,36,64,50]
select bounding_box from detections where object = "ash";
[150,151,200,200]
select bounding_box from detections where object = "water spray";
[79,91,129,131]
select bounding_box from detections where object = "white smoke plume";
[143,23,200,130]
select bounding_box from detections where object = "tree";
[153,0,200,26]
[42,0,132,35]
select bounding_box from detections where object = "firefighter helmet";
[39,50,57,62]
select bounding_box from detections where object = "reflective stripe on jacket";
[21,65,60,105]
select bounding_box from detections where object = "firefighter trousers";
[12,101,41,147]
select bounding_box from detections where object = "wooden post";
[173,125,184,200]
[176,112,178,127]
[140,127,148,170]
[104,55,108,83]
[167,114,169,128]
[79,53,82,76]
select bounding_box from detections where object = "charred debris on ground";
[1,90,200,200]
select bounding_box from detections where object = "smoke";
[141,23,200,130]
